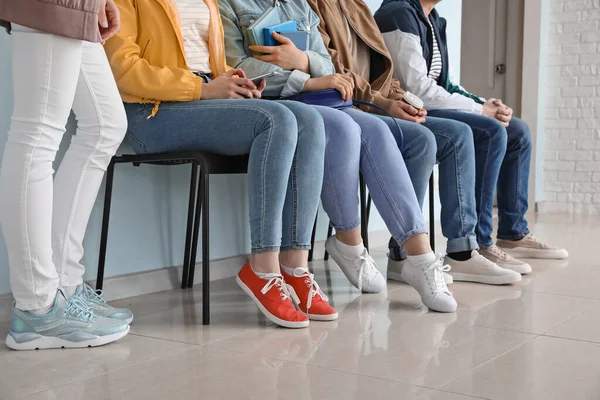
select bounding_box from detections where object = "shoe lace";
[355,249,379,291]
[261,274,300,304]
[524,234,550,249]
[82,283,107,304]
[66,296,94,322]
[487,245,510,261]
[292,269,329,311]
[423,257,451,293]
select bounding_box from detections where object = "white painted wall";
[540,0,600,213]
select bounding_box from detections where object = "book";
[263,21,297,46]
[247,7,281,46]
[277,31,309,51]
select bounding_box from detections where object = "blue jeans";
[428,111,532,247]
[312,106,428,245]
[378,116,479,259]
[124,99,326,254]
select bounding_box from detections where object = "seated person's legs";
[318,106,456,313]
[427,109,508,250]
[495,117,568,259]
[376,115,518,284]
[424,115,523,282]
[277,101,338,321]
[371,117,436,266]
[496,116,532,242]
[126,99,326,328]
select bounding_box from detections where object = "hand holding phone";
[250,71,282,84]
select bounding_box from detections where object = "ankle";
[407,252,436,267]
[250,253,281,274]
[334,237,365,259]
[281,264,309,276]
[335,228,362,246]
[447,250,473,262]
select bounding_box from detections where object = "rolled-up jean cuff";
[280,243,312,252]
[497,229,530,241]
[478,240,495,250]
[395,225,428,247]
[330,216,361,232]
[446,236,479,253]
[251,245,281,254]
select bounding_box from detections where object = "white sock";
[28,303,54,315]
[407,252,436,268]
[281,264,309,276]
[250,263,279,279]
[335,238,365,259]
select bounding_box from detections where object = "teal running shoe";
[5,289,129,350]
[75,283,134,324]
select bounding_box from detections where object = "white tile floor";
[1,212,598,400]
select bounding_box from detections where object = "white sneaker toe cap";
[362,272,386,293]
[424,292,458,313]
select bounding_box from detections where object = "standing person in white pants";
[0,0,133,350]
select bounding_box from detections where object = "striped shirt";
[427,17,442,81]
[175,0,212,73]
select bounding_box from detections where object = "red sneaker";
[237,262,309,329]
[282,268,338,321]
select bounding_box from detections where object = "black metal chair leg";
[187,166,203,289]
[360,175,369,251]
[429,173,436,252]
[201,174,210,325]
[324,225,333,260]
[366,194,372,223]
[182,163,199,289]
[96,160,116,290]
[309,210,318,262]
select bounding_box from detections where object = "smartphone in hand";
[250,71,282,85]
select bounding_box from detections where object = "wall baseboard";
[90,229,396,302]
[0,220,450,306]
[0,230,394,308]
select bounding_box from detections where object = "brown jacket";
[307,0,405,112]
[0,0,102,42]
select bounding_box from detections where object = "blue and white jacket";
[374,0,484,113]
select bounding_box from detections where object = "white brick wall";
[543,0,600,213]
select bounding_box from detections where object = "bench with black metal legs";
[95,152,249,326]
[308,172,437,262]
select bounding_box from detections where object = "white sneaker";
[446,250,522,285]
[400,256,457,313]
[479,246,532,275]
[497,234,569,259]
[324,236,386,293]
[387,257,453,284]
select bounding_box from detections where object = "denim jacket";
[218,0,335,97]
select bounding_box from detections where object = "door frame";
[505,0,524,116]
[521,0,548,209]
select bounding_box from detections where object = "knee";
[448,121,475,156]
[322,109,361,155]
[510,118,532,151]
[419,127,437,166]
[287,103,326,154]
[359,115,397,149]
[261,102,299,152]
[97,103,128,153]
[485,118,508,148]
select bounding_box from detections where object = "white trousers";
[0,25,127,310]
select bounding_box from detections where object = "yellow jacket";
[104,0,231,113]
